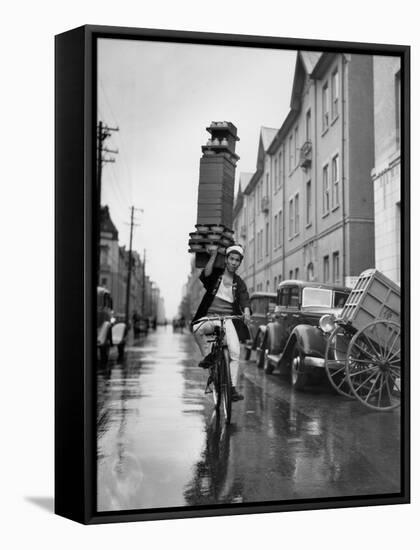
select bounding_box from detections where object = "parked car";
[243,292,277,360]
[258,280,350,390]
[133,312,149,336]
[97,287,127,366]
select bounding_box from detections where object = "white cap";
[226,244,244,258]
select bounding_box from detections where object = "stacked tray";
[188,224,235,268]
[197,156,235,227]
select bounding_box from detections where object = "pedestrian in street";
[191,244,251,401]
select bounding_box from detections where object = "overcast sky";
[98,38,296,318]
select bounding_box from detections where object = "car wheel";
[256,334,266,369]
[99,343,109,366]
[263,339,274,374]
[255,332,264,369]
[290,343,308,390]
[117,343,125,362]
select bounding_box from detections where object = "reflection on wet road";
[97,326,400,512]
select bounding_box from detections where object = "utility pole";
[124,207,134,325]
[142,249,146,318]
[96,121,119,285]
[124,207,143,325]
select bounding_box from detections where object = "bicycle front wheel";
[220,348,232,424]
[212,362,221,410]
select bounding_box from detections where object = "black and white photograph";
[4,0,419,547]
[94,35,406,514]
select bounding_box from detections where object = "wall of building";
[371,56,401,285]
[232,51,377,292]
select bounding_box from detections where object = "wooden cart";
[324,269,401,410]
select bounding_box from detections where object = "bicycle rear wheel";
[220,347,232,424]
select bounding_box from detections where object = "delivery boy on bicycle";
[191,244,251,402]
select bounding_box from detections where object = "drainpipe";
[313,80,318,280]
[269,155,273,288]
[253,183,256,291]
[282,142,286,281]
[341,54,347,286]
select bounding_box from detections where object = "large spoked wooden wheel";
[325,324,355,398]
[346,320,401,411]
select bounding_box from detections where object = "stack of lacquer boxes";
[188,121,240,269]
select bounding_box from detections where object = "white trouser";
[192,318,240,386]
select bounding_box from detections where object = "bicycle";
[193,314,244,425]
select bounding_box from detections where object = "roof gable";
[290,51,323,110]
[256,126,278,170]
[100,205,119,239]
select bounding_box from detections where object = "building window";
[306,180,312,226]
[279,151,283,189]
[274,276,278,290]
[289,270,293,279]
[395,70,401,148]
[249,237,255,266]
[289,199,294,238]
[332,155,339,207]
[274,157,278,193]
[265,172,269,198]
[323,255,330,282]
[278,210,283,248]
[274,214,278,249]
[307,262,314,281]
[305,109,311,141]
[289,134,293,172]
[332,69,339,120]
[265,222,269,256]
[258,230,263,261]
[294,193,300,235]
[100,245,110,267]
[294,126,299,168]
[295,268,299,279]
[249,194,254,221]
[323,164,330,214]
[322,82,329,131]
[333,251,340,283]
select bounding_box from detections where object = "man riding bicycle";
[191,244,251,402]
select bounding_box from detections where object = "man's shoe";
[199,352,215,369]
[231,386,244,402]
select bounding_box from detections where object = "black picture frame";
[55,24,410,525]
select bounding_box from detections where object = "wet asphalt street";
[97,325,401,512]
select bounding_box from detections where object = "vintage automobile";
[243,292,277,360]
[97,286,127,366]
[258,280,350,390]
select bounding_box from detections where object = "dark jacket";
[192,268,251,342]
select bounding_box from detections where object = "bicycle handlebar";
[192,314,244,330]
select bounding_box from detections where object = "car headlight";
[319,314,336,334]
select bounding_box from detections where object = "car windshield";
[251,297,271,314]
[302,287,332,307]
